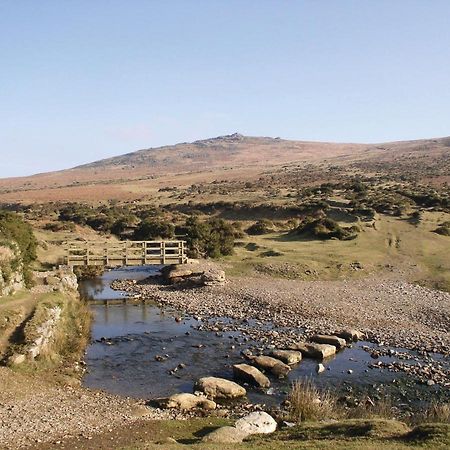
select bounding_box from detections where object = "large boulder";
[335,329,365,342]
[161,263,226,286]
[310,334,347,349]
[270,349,302,365]
[201,269,226,286]
[202,426,248,443]
[233,364,271,388]
[235,411,277,435]
[161,264,194,284]
[60,274,78,291]
[287,342,336,359]
[195,377,246,399]
[249,355,291,378]
[164,393,216,410]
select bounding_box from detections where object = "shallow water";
[81,266,428,405]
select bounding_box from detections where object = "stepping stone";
[248,355,291,378]
[233,364,271,388]
[310,334,347,349]
[287,342,336,359]
[195,376,246,399]
[270,349,302,365]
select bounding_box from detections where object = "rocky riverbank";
[111,272,450,389]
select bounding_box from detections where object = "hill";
[0,134,448,203]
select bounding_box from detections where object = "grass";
[222,212,450,291]
[415,402,450,424]
[287,379,337,422]
[111,418,450,449]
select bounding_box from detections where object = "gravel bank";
[0,368,169,449]
[113,275,450,356]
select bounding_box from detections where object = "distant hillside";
[0,134,448,203]
[74,133,366,171]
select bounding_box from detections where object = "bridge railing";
[65,240,187,266]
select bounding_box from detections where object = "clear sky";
[1,0,449,177]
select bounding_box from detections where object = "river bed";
[80,267,448,409]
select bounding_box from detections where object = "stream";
[80,266,447,409]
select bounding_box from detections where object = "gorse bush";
[0,211,37,288]
[184,216,234,258]
[433,221,450,236]
[133,219,175,240]
[292,217,359,241]
[59,203,138,235]
[246,219,274,235]
[0,211,37,266]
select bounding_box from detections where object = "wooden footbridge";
[64,240,187,267]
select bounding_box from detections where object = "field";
[224,211,450,291]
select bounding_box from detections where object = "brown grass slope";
[0,134,448,203]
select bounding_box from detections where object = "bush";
[292,217,359,241]
[231,221,245,238]
[133,219,175,240]
[184,217,234,258]
[433,221,450,236]
[0,211,37,266]
[246,220,274,235]
[43,222,76,232]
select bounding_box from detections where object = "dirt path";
[0,291,39,357]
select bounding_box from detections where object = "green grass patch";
[116,418,449,449]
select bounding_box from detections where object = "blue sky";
[1,0,449,177]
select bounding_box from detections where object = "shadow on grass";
[404,423,450,445]
[272,419,411,442]
[177,425,223,444]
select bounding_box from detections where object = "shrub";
[184,217,234,258]
[408,210,422,226]
[43,222,76,232]
[231,221,245,238]
[433,221,450,236]
[292,217,359,241]
[246,219,274,235]
[133,219,175,240]
[420,402,450,423]
[0,211,37,266]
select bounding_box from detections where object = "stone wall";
[31,266,79,294]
